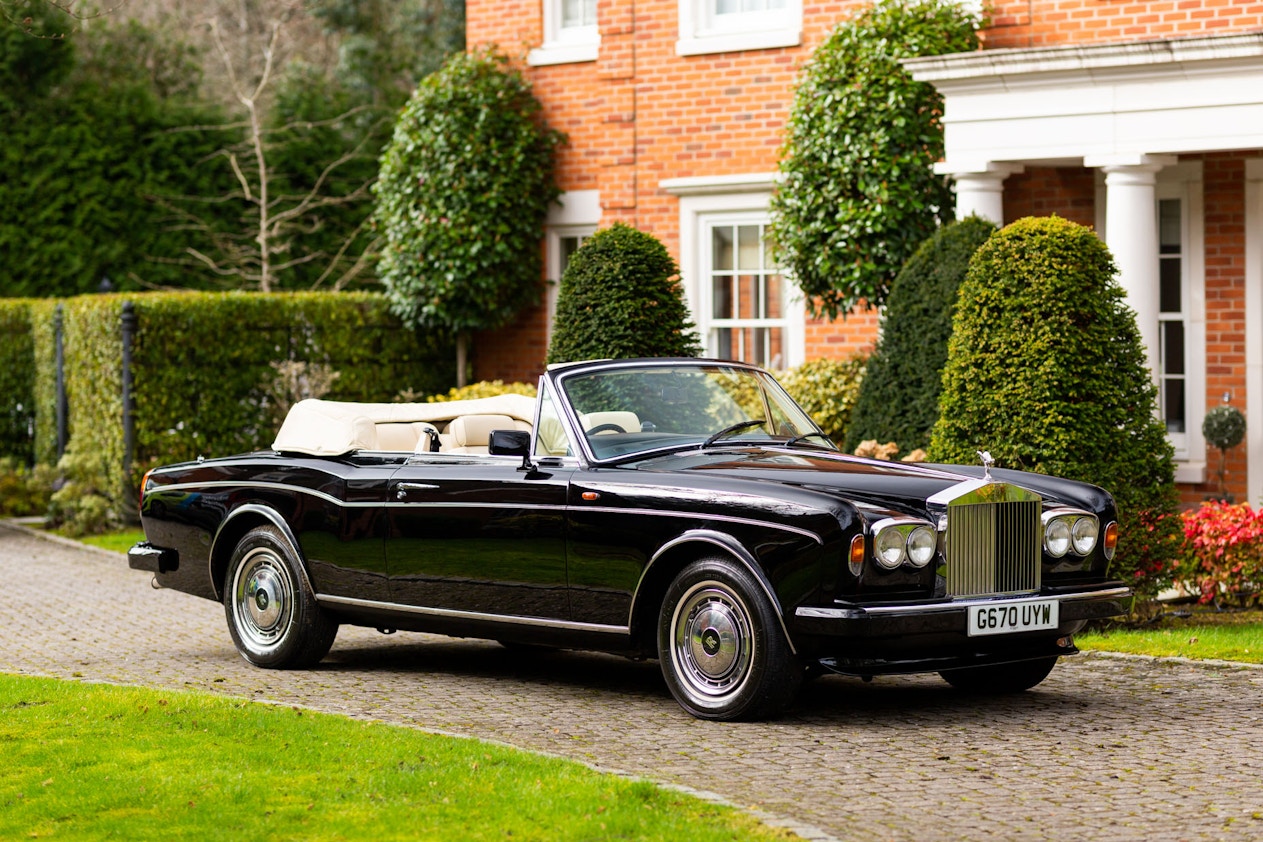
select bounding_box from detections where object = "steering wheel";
[585,423,627,435]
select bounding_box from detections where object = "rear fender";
[209,504,311,602]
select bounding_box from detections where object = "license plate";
[968,599,1059,636]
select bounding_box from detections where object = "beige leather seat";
[375,422,440,452]
[442,415,527,454]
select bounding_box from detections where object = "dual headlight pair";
[868,519,938,570]
[1042,510,1104,558]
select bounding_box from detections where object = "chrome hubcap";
[233,548,293,650]
[671,581,754,705]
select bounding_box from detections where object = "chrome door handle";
[395,482,439,500]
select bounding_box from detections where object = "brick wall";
[984,0,1263,50]
[468,1,878,382]
[1192,151,1250,505]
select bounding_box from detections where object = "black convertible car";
[130,358,1130,720]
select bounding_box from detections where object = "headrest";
[449,414,515,448]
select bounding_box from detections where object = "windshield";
[558,363,832,462]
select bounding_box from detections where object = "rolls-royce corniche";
[129,358,1130,720]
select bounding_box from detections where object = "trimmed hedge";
[6,291,453,527]
[0,299,35,464]
[844,216,996,453]
[929,216,1180,599]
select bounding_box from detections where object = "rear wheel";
[224,525,337,668]
[658,557,800,721]
[939,656,1058,693]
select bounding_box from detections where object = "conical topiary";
[929,215,1180,599]
[546,223,701,364]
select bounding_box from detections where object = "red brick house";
[465,0,1263,505]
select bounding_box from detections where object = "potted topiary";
[1203,404,1246,502]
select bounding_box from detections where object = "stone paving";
[3,521,1263,840]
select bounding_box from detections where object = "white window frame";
[544,190,601,343]
[663,173,805,369]
[1156,164,1207,477]
[676,0,802,57]
[529,0,600,66]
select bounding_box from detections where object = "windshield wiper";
[702,419,766,447]
[783,431,834,448]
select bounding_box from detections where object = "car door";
[384,456,574,620]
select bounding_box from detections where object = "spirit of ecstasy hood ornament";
[977,450,995,482]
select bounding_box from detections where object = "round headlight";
[906,526,937,567]
[875,528,906,569]
[1045,517,1071,558]
[1071,517,1098,555]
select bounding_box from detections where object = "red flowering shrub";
[1176,502,1263,607]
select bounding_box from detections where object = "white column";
[935,162,1024,226]
[1086,154,1176,387]
[1245,159,1263,507]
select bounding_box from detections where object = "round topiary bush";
[929,216,1180,599]
[768,0,980,319]
[374,48,563,382]
[1203,405,1246,452]
[844,216,996,453]
[546,223,702,364]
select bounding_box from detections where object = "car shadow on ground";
[314,634,1091,725]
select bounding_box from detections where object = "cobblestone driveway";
[3,523,1263,840]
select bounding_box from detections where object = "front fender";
[631,528,798,655]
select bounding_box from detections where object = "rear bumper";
[127,542,179,575]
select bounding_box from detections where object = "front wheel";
[939,656,1058,694]
[224,525,337,668]
[658,557,800,721]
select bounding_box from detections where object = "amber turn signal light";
[849,534,866,567]
[1102,521,1119,560]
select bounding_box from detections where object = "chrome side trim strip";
[316,594,630,636]
[149,481,825,542]
[577,507,824,545]
[794,586,1132,620]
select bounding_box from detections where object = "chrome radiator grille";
[945,499,1041,597]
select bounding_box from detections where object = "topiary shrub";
[845,216,996,454]
[929,216,1180,600]
[546,223,702,365]
[768,0,980,320]
[374,48,564,384]
[778,356,868,444]
[1203,404,1246,500]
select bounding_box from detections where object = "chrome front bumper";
[793,585,1131,637]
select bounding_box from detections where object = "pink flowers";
[1177,502,1263,606]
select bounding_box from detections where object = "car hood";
[628,446,1110,518]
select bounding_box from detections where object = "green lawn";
[1078,608,1263,664]
[0,674,791,842]
[74,529,145,554]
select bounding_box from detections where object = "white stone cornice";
[659,172,782,197]
[904,33,1263,84]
